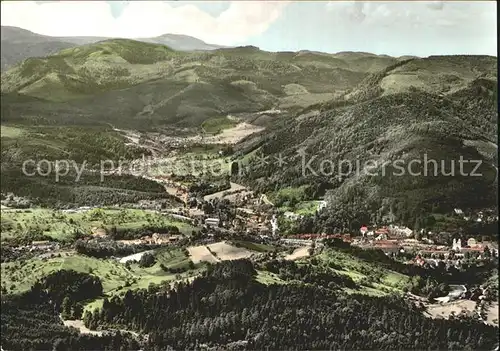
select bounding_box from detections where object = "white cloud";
[321,1,496,56]
[0,1,289,45]
[324,1,494,28]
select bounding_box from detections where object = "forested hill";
[235,56,498,231]
[3,260,497,350]
[83,260,499,350]
[1,39,405,129]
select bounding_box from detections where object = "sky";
[1,1,497,56]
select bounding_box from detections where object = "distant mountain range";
[1,38,405,128]
[0,35,497,222]
[0,26,227,70]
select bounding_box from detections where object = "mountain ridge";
[1,25,227,70]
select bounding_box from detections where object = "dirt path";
[61,315,140,337]
[61,318,104,336]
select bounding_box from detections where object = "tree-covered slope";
[236,63,497,230]
[0,40,400,129]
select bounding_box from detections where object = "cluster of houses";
[416,238,498,260]
[117,233,183,246]
[454,208,498,223]
[351,223,499,265]
[16,240,60,253]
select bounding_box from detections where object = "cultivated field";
[187,245,219,264]
[206,241,254,261]
[203,182,248,201]
[284,246,311,261]
[425,300,477,320]
[188,241,257,263]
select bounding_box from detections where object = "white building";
[205,218,220,226]
[317,201,327,212]
[452,238,462,251]
[467,238,478,247]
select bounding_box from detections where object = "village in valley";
[1,115,499,337]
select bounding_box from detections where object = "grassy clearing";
[0,208,196,243]
[0,125,25,138]
[278,201,320,216]
[1,255,134,294]
[84,299,104,313]
[294,201,320,215]
[1,249,205,303]
[343,287,387,297]
[201,116,239,134]
[113,247,205,295]
[156,247,193,270]
[238,147,261,166]
[317,249,410,295]
[268,185,311,208]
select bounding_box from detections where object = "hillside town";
[11,174,497,274]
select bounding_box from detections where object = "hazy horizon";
[1,1,497,57]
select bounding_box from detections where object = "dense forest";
[236,80,498,231]
[1,270,140,350]
[1,257,498,350]
[322,239,497,288]
[81,260,498,350]
[0,168,175,208]
[0,123,174,208]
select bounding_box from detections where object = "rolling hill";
[1,39,497,218]
[1,26,226,70]
[0,39,398,129]
[234,55,498,230]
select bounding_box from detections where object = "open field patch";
[316,249,410,293]
[284,246,311,261]
[201,116,239,134]
[187,245,219,264]
[2,248,203,299]
[206,241,255,261]
[0,125,25,138]
[1,254,134,294]
[188,241,259,263]
[199,122,265,145]
[0,207,196,243]
[425,300,477,320]
[203,182,247,201]
[485,302,499,326]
